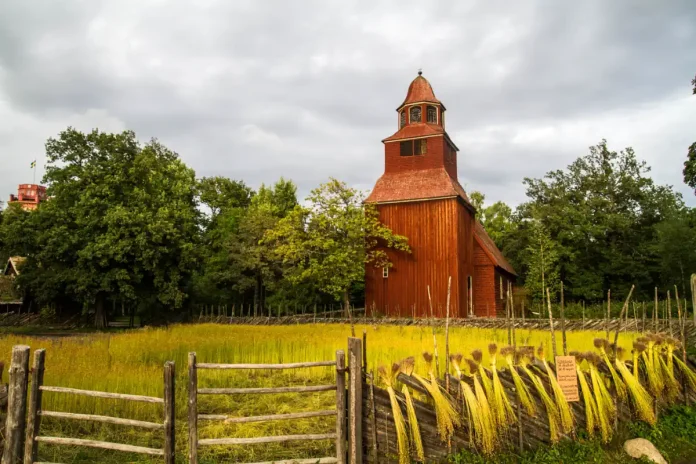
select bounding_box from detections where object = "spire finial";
[418,68,422,76]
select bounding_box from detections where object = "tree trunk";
[94,295,107,329]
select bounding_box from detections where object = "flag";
[30,160,36,169]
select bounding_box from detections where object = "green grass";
[452,405,696,464]
[0,323,642,463]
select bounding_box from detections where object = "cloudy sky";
[1,0,695,208]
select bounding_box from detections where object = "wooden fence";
[185,338,363,463]
[361,355,696,463]
[1,346,175,464]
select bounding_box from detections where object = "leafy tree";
[469,191,485,213]
[655,207,696,296]
[468,191,514,249]
[192,178,299,314]
[197,176,253,219]
[518,140,681,300]
[683,75,696,194]
[19,128,200,326]
[266,178,410,316]
[522,219,560,303]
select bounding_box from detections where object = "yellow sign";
[555,356,579,402]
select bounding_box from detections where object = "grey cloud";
[0,0,695,208]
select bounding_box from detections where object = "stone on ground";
[624,438,667,464]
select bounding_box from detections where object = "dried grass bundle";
[413,352,460,442]
[538,344,574,434]
[466,358,496,450]
[594,338,627,403]
[401,384,425,462]
[586,352,613,443]
[379,364,409,464]
[517,347,561,443]
[572,352,598,438]
[488,343,516,429]
[452,354,494,455]
[614,347,655,425]
[502,346,536,417]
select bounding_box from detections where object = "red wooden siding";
[365,197,474,318]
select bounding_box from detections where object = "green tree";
[192,178,299,314]
[683,74,696,194]
[197,176,253,219]
[22,128,200,326]
[518,140,681,300]
[266,178,410,316]
[655,207,696,296]
[467,191,514,249]
[522,219,560,304]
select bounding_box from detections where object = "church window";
[500,276,504,299]
[400,139,427,156]
[427,106,437,124]
[409,106,421,123]
[400,111,406,128]
[400,141,413,156]
[383,267,389,278]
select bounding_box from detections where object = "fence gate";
[23,349,175,464]
[187,350,347,464]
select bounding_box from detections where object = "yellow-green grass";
[0,324,641,463]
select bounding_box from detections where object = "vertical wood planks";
[335,350,346,464]
[164,361,176,464]
[348,338,363,464]
[2,345,30,464]
[23,349,45,464]
[188,352,198,464]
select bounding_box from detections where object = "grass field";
[0,323,642,463]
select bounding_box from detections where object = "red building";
[8,184,47,211]
[365,72,516,318]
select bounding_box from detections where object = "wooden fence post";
[2,345,30,464]
[348,337,363,464]
[188,352,198,464]
[335,350,347,464]
[164,361,175,464]
[23,349,45,464]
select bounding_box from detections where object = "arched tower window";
[427,106,437,124]
[409,106,421,123]
[400,111,406,128]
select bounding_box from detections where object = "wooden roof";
[365,168,473,207]
[474,223,516,276]
[398,74,441,110]
[3,257,26,276]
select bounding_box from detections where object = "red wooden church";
[365,72,516,318]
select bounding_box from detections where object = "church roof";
[365,168,472,206]
[398,73,441,109]
[474,222,517,276]
[382,123,444,143]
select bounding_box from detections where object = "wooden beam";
[348,337,363,464]
[198,410,336,423]
[335,350,347,464]
[39,411,163,430]
[198,433,336,446]
[197,385,336,395]
[196,361,336,370]
[24,348,45,464]
[2,344,30,464]
[188,352,197,464]
[39,386,163,404]
[34,436,164,456]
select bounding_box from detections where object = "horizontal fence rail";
[188,350,347,464]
